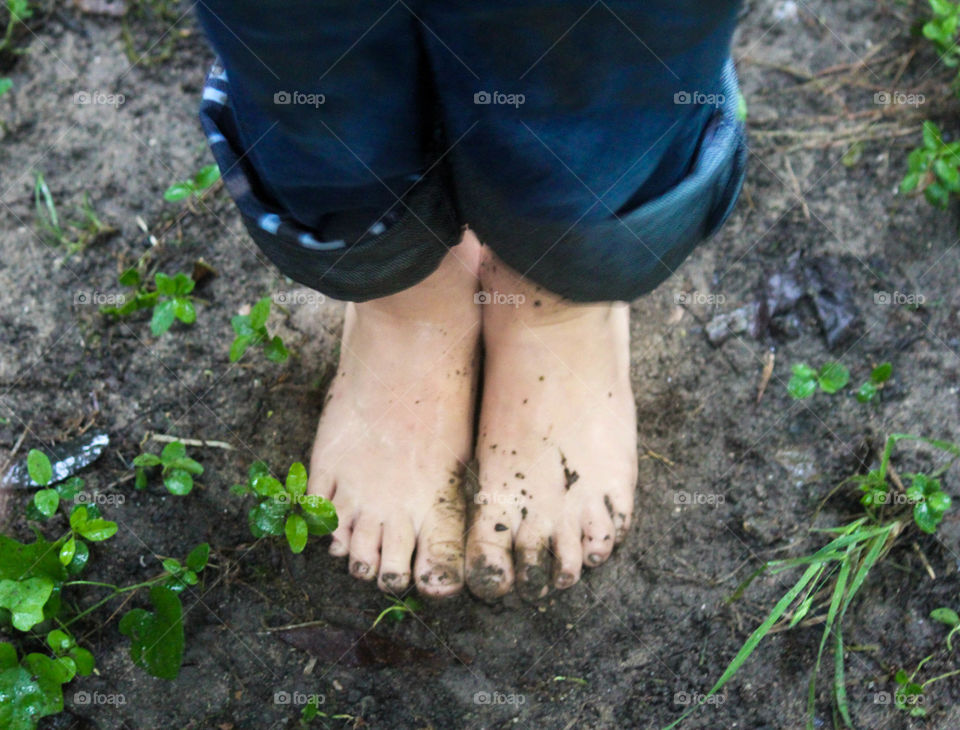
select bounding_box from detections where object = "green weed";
[230,297,289,363]
[231,461,338,553]
[101,268,198,336]
[133,440,204,495]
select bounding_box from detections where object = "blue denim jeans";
[195,1,746,302]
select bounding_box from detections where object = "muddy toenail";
[556,572,576,588]
[351,561,369,575]
[588,553,604,565]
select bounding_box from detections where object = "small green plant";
[231,461,337,553]
[101,268,198,335]
[371,596,423,628]
[0,0,32,56]
[787,361,850,399]
[922,0,960,71]
[856,362,892,403]
[931,606,960,650]
[133,441,204,495]
[900,121,960,209]
[2,449,212,728]
[230,297,289,363]
[163,164,220,204]
[33,173,114,254]
[887,607,960,718]
[665,433,959,730]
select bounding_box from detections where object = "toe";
[306,461,336,501]
[414,506,465,598]
[581,501,616,567]
[327,494,354,557]
[348,514,382,580]
[514,520,552,601]
[465,509,515,601]
[604,490,634,544]
[550,518,583,589]
[378,518,415,594]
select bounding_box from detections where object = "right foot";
[307,235,482,597]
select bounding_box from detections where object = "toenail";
[352,561,369,575]
[588,553,604,565]
[556,572,575,588]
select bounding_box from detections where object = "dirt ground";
[2,0,960,728]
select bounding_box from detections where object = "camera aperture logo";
[474,90,525,108]
[273,90,325,108]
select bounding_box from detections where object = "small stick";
[887,462,906,494]
[756,349,776,404]
[912,542,936,581]
[145,432,235,451]
[641,449,675,467]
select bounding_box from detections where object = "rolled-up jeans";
[194,1,746,302]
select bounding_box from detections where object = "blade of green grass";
[807,545,853,729]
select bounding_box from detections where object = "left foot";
[465,248,638,601]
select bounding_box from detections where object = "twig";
[144,432,235,451]
[912,541,936,581]
[641,449,675,467]
[756,349,775,404]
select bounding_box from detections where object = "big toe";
[465,510,514,601]
[414,506,466,598]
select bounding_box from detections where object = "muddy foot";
[465,247,638,601]
[307,233,483,597]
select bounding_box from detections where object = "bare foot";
[307,233,482,597]
[465,248,638,601]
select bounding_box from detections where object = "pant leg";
[422,0,746,302]
[194,1,461,302]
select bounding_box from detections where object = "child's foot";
[307,235,482,597]
[465,249,638,601]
